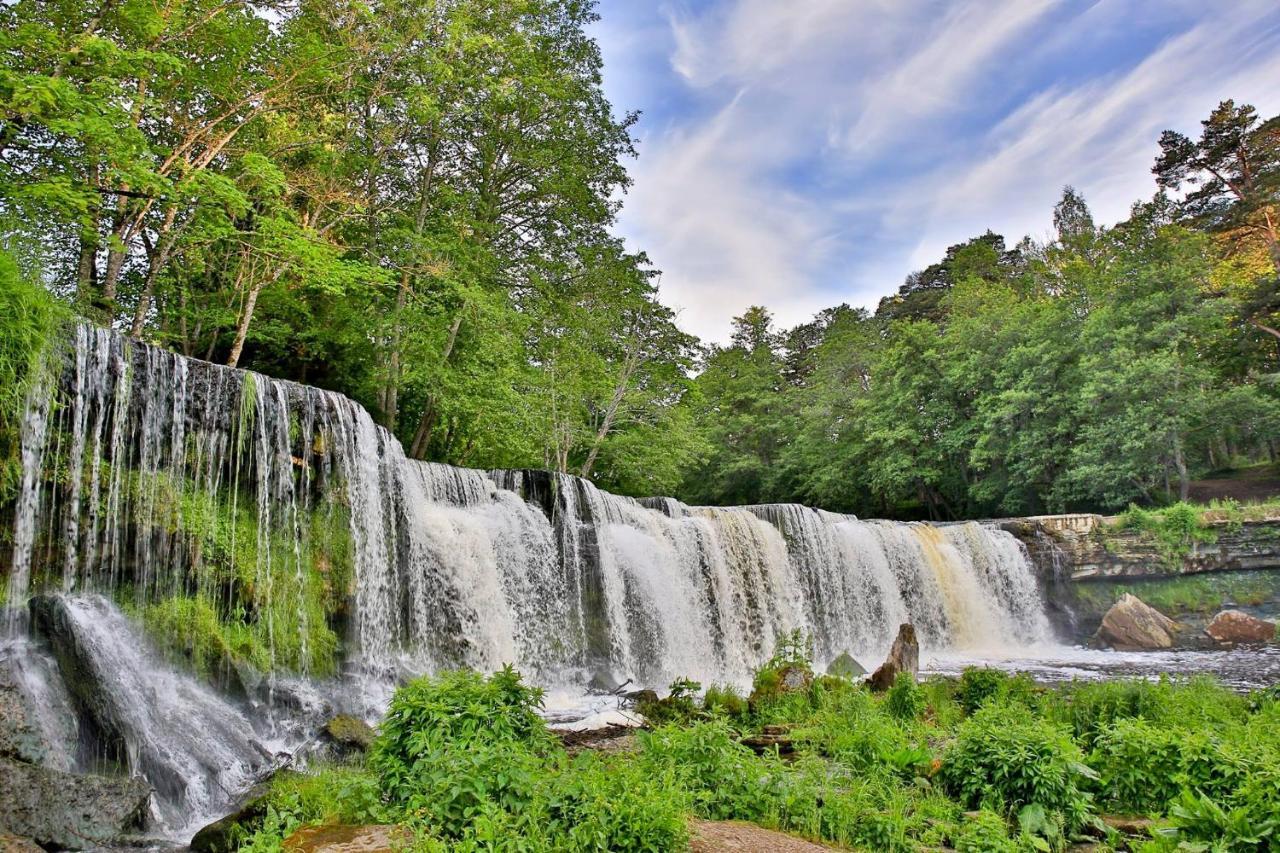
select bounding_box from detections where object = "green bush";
[702,683,747,719]
[1113,502,1218,569]
[953,809,1019,853]
[237,767,384,852]
[370,666,550,806]
[940,705,1096,836]
[638,720,767,822]
[637,677,702,726]
[884,672,926,720]
[542,753,689,852]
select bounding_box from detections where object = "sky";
[590,0,1280,344]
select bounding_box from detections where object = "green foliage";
[636,677,703,726]
[370,666,550,806]
[0,250,67,506]
[955,667,1041,715]
[702,683,747,719]
[954,809,1020,853]
[941,704,1097,836]
[1112,502,1220,569]
[238,767,385,852]
[1073,570,1280,617]
[884,672,926,720]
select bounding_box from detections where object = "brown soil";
[1187,465,1280,505]
[690,819,839,852]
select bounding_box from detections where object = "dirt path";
[690,820,839,852]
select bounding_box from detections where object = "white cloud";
[905,3,1280,268]
[597,0,1280,342]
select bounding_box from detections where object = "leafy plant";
[940,705,1097,835]
[884,671,926,720]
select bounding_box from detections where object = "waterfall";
[29,594,270,836]
[2,322,1058,753]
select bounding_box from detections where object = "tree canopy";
[2,4,1277,521]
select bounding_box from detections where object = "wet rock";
[0,756,151,850]
[869,623,919,691]
[283,824,409,852]
[1093,594,1179,650]
[0,643,78,770]
[1205,609,1277,645]
[190,776,282,853]
[825,651,866,680]
[322,714,375,757]
[622,688,658,709]
[779,664,812,692]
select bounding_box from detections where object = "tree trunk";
[406,309,465,459]
[130,206,180,338]
[226,262,285,368]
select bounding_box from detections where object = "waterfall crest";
[6,323,1054,696]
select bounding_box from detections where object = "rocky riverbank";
[1002,513,1280,645]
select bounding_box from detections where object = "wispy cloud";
[595,0,1280,343]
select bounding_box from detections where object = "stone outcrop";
[869,623,919,690]
[1205,609,1277,644]
[826,651,866,680]
[1094,594,1179,650]
[0,756,151,850]
[1003,515,1280,581]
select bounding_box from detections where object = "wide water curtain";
[9,323,1054,692]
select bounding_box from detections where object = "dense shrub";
[702,683,747,719]
[542,753,688,852]
[884,672,926,720]
[941,705,1096,836]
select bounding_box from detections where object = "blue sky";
[590,1,1280,343]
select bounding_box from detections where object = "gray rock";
[869,623,919,691]
[826,651,867,680]
[0,756,151,850]
[190,776,280,853]
[0,640,79,770]
[1094,593,1179,650]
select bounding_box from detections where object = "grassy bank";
[230,648,1280,852]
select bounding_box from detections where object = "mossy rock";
[324,715,374,751]
[826,651,867,680]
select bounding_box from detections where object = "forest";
[2,0,1279,519]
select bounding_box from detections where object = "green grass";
[1073,571,1280,617]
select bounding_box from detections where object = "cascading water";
[3,323,1056,837]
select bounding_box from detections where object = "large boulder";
[0,641,79,770]
[0,756,151,850]
[1094,593,1179,650]
[869,624,919,691]
[1205,609,1277,645]
[826,651,867,680]
[190,775,287,853]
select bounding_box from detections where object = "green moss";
[0,250,68,510]
[1073,571,1280,617]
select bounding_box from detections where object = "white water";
[4,324,1062,833]
[32,595,272,837]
